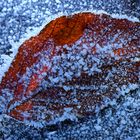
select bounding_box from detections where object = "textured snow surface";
[0,0,140,139]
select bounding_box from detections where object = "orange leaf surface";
[0,12,139,127]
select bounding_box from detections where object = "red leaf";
[0,12,139,127]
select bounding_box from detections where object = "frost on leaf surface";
[0,12,139,127]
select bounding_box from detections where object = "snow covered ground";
[0,0,140,139]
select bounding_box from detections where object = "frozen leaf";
[0,12,139,127]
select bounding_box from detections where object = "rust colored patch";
[0,12,139,125]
